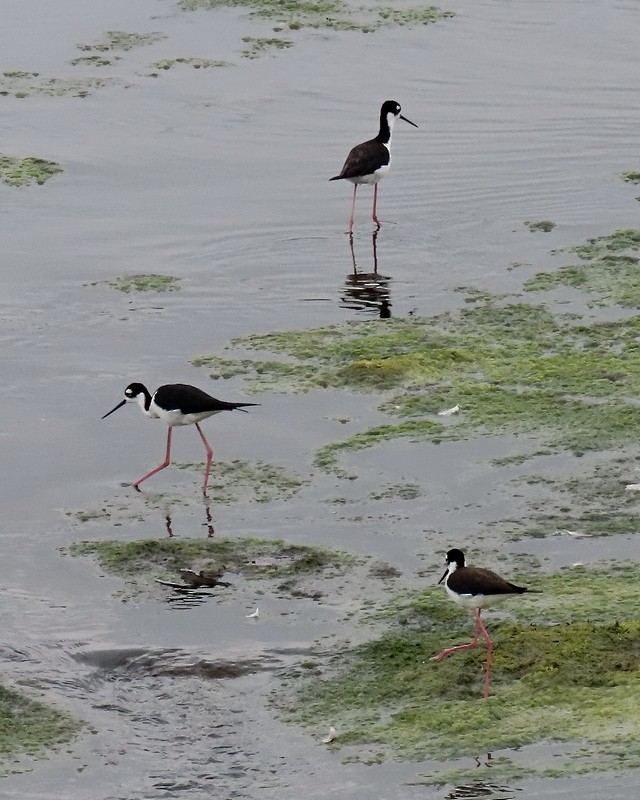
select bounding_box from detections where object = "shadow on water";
[74,647,275,680]
[339,230,392,317]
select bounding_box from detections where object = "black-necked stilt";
[431,548,537,697]
[330,100,418,233]
[102,383,258,495]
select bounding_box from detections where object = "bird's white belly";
[446,586,509,610]
[348,163,390,186]
[157,408,221,427]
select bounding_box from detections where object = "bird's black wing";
[330,138,389,181]
[155,384,258,414]
[448,567,529,596]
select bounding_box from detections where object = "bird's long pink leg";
[372,184,381,229]
[133,427,172,490]
[430,609,482,662]
[476,613,494,698]
[348,184,358,233]
[195,423,214,496]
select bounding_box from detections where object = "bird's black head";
[124,382,147,400]
[101,382,150,420]
[381,100,402,117]
[380,99,418,129]
[445,548,466,568]
[437,548,466,585]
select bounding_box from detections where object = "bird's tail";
[225,402,260,413]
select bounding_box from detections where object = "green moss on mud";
[508,452,640,539]
[177,0,454,33]
[0,156,62,187]
[195,297,640,474]
[525,229,640,307]
[276,563,640,778]
[620,171,640,184]
[102,274,181,293]
[524,219,556,233]
[175,459,310,503]
[65,536,358,598]
[77,31,166,53]
[241,37,294,58]
[151,57,230,70]
[0,72,106,98]
[0,684,82,774]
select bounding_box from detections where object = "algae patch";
[76,31,166,53]
[0,684,83,776]
[177,0,454,33]
[241,37,294,59]
[275,563,640,780]
[65,536,358,600]
[509,451,640,539]
[150,57,230,70]
[174,459,310,503]
[0,72,107,98]
[0,155,62,187]
[619,171,640,184]
[524,219,556,233]
[101,274,181,293]
[193,297,640,475]
[525,228,640,307]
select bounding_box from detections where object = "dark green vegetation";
[0,685,82,775]
[0,72,106,98]
[620,171,640,184]
[65,537,358,599]
[150,57,230,70]
[102,274,181,292]
[0,156,63,187]
[276,563,640,780]
[177,0,454,33]
[192,288,640,472]
[76,31,166,53]
[524,219,556,232]
[525,228,640,306]
[241,37,294,58]
[507,451,640,540]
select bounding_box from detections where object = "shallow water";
[1,0,639,796]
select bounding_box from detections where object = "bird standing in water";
[330,100,418,233]
[102,382,258,495]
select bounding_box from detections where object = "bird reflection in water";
[340,230,392,318]
[164,503,215,538]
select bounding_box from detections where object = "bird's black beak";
[399,114,418,128]
[101,398,127,420]
[437,567,448,585]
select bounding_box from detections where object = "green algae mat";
[177,0,455,33]
[0,684,82,776]
[65,536,359,601]
[0,155,62,187]
[275,562,640,782]
[191,230,640,482]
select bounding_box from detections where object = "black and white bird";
[330,100,417,233]
[431,548,537,697]
[102,383,258,495]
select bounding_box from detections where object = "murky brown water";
[1,0,639,797]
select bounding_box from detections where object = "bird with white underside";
[330,100,418,233]
[431,548,539,697]
[102,382,258,495]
